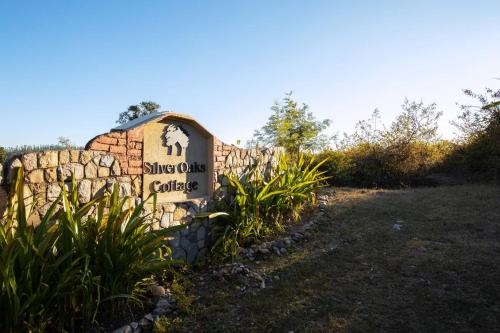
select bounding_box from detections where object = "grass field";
[170,185,500,333]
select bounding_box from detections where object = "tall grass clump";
[0,168,181,332]
[208,153,329,260]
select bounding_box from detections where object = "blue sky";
[1,0,499,147]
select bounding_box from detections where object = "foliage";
[444,86,500,181]
[207,153,329,260]
[57,136,74,149]
[452,87,500,142]
[251,92,331,155]
[117,101,161,124]
[0,146,6,164]
[6,144,84,160]
[0,168,181,332]
[382,99,443,145]
[322,99,447,187]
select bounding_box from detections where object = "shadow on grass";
[175,185,500,333]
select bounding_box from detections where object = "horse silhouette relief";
[163,124,189,156]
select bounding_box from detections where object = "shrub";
[0,168,182,332]
[0,146,6,164]
[207,153,329,260]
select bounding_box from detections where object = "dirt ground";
[169,185,500,333]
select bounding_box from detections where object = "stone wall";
[0,125,280,263]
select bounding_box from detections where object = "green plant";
[207,153,329,260]
[0,146,6,164]
[250,92,331,155]
[0,168,79,332]
[0,168,183,332]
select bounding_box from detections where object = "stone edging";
[112,289,177,333]
[237,194,331,260]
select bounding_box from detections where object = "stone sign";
[142,119,212,203]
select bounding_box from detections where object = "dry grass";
[171,185,500,333]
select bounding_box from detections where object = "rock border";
[237,194,331,260]
[112,290,177,333]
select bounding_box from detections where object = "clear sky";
[1,1,499,148]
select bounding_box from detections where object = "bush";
[317,141,454,188]
[0,168,182,332]
[207,153,329,260]
[0,146,6,164]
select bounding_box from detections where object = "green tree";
[117,101,161,124]
[383,99,443,145]
[57,136,73,148]
[452,86,500,142]
[0,146,6,164]
[251,92,331,154]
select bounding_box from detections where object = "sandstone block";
[92,179,106,197]
[119,182,131,197]
[111,162,121,176]
[60,163,84,181]
[22,153,38,171]
[84,162,98,178]
[98,167,110,178]
[173,206,188,220]
[77,179,92,203]
[59,150,70,165]
[38,151,58,168]
[131,176,141,196]
[160,212,173,228]
[99,155,114,167]
[29,183,47,206]
[7,158,22,183]
[44,168,58,183]
[47,183,61,201]
[70,150,80,162]
[26,169,44,184]
[80,150,94,164]
[27,211,41,227]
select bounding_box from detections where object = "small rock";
[138,317,152,329]
[113,325,132,333]
[152,307,169,316]
[392,223,402,231]
[151,285,165,297]
[156,298,171,308]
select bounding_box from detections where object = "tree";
[0,146,6,163]
[251,92,331,155]
[57,136,73,148]
[452,86,500,142]
[117,101,161,124]
[383,99,443,145]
